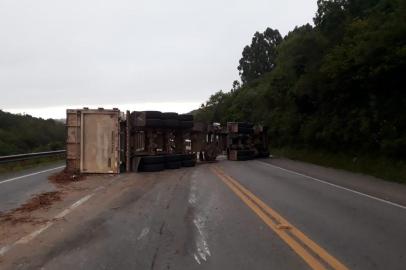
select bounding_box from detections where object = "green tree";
[237,28,282,84]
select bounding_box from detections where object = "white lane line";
[55,193,94,219]
[193,216,211,262]
[15,222,53,244]
[258,161,406,210]
[137,227,150,240]
[194,253,201,264]
[0,175,121,256]
[0,188,101,257]
[0,166,65,185]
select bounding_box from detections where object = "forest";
[0,110,65,156]
[194,0,405,180]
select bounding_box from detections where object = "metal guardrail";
[0,150,66,164]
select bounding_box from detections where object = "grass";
[270,147,406,184]
[0,156,65,174]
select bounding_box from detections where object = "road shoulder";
[259,158,406,207]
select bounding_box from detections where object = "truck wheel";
[182,160,196,167]
[162,112,179,119]
[145,119,164,128]
[139,163,165,172]
[238,127,254,134]
[165,161,181,169]
[164,119,179,128]
[143,111,163,119]
[141,155,165,165]
[178,114,193,121]
[165,154,183,162]
[180,121,193,128]
[183,153,196,161]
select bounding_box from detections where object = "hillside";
[0,110,65,156]
[195,0,406,181]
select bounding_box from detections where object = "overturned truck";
[226,122,270,161]
[129,110,196,172]
[65,108,269,174]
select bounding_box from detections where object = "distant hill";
[0,110,65,156]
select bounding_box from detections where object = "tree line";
[195,0,406,160]
[0,110,65,156]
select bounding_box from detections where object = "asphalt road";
[0,161,65,213]
[1,158,406,270]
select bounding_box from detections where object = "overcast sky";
[0,0,317,119]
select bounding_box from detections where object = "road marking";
[15,222,53,244]
[193,216,211,262]
[194,253,201,264]
[0,166,65,185]
[0,187,101,257]
[55,193,94,219]
[137,227,150,240]
[210,165,349,270]
[258,161,406,210]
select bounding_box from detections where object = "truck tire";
[236,150,255,161]
[143,111,163,119]
[162,112,178,119]
[164,119,179,128]
[141,155,165,165]
[258,151,270,158]
[165,154,183,162]
[238,122,254,129]
[238,127,254,134]
[183,153,195,161]
[180,121,193,128]
[145,119,164,128]
[182,160,196,167]
[178,114,193,121]
[139,163,165,172]
[165,161,181,169]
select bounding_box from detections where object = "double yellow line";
[210,165,349,270]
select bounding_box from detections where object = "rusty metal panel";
[66,110,79,127]
[66,143,79,159]
[133,131,145,152]
[227,122,239,133]
[131,111,147,127]
[126,111,131,172]
[66,126,79,143]
[66,159,78,172]
[229,150,238,161]
[66,110,81,173]
[80,110,120,174]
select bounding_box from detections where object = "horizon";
[0,0,317,118]
[2,101,201,119]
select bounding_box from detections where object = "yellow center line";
[210,165,349,270]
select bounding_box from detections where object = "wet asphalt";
[1,159,406,270]
[0,161,65,213]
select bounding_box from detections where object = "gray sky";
[0,0,317,118]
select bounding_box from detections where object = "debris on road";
[0,191,62,225]
[12,191,62,213]
[49,169,85,184]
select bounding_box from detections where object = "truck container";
[66,108,121,174]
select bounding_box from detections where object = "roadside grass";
[0,156,64,174]
[270,147,406,184]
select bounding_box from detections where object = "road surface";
[0,161,65,213]
[1,158,406,270]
